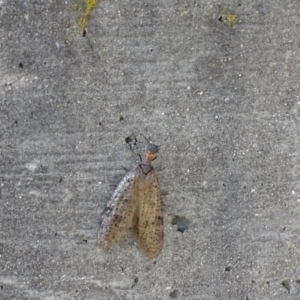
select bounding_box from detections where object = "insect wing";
[98,168,139,250]
[137,169,163,258]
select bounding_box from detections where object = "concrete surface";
[1,0,300,299]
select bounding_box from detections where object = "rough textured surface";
[1,0,300,299]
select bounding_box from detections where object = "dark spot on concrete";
[125,134,137,146]
[169,214,190,233]
[169,289,179,298]
[131,276,139,288]
[282,279,291,293]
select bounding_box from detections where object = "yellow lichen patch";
[78,0,98,32]
[73,3,81,11]
[217,5,238,26]
[224,13,238,26]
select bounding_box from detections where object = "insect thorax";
[139,163,153,175]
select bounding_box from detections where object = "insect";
[98,137,163,258]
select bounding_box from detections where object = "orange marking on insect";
[98,138,163,258]
[145,151,156,162]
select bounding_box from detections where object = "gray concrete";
[1,0,300,299]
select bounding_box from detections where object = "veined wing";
[136,169,163,258]
[98,167,139,250]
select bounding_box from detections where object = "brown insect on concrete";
[98,136,163,258]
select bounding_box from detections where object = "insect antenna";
[125,134,142,161]
[132,127,161,163]
[133,127,160,147]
